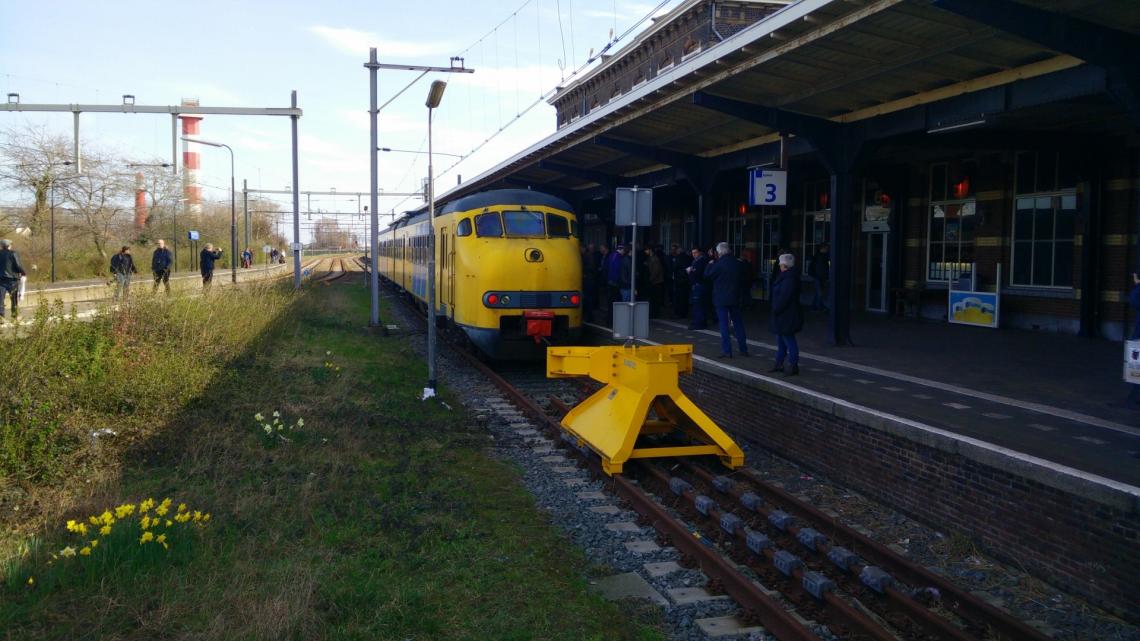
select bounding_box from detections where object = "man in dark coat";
[768,253,804,375]
[704,242,750,358]
[671,244,691,319]
[0,239,27,320]
[686,247,711,329]
[110,245,138,301]
[810,243,830,311]
[200,243,224,289]
[152,239,174,294]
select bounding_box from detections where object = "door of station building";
[865,231,888,312]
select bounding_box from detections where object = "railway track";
[376,278,1057,641]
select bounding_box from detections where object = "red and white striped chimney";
[134,171,148,229]
[179,98,203,216]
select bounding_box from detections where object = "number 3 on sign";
[749,168,787,207]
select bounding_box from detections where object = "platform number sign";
[748,168,787,207]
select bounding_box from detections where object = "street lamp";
[423,79,446,400]
[181,136,237,284]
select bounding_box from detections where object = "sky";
[0,0,677,240]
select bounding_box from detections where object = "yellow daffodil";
[192,511,202,522]
[177,503,187,513]
[26,576,34,586]
[165,519,173,527]
[139,498,155,513]
[202,513,211,522]
[90,540,99,548]
[139,531,154,544]
[60,546,76,558]
[156,505,169,516]
[66,519,78,532]
[99,525,112,536]
[79,547,91,556]
[88,516,101,526]
[156,534,167,544]
[141,515,151,529]
[101,511,115,525]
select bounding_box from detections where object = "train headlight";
[501,295,511,305]
[560,295,568,303]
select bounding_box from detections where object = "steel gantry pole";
[363,50,473,331]
[291,90,301,289]
[367,48,383,327]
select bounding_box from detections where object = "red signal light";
[570,294,580,305]
[487,294,499,305]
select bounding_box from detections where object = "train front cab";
[441,204,582,360]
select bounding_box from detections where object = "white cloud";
[309,26,455,58]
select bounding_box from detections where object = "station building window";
[802,179,830,269]
[1011,152,1078,289]
[926,161,977,282]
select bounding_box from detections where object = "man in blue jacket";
[704,242,750,358]
[200,243,223,289]
[0,239,27,320]
[151,239,174,294]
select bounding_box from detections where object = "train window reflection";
[546,213,570,238]
[456,217,473,237]
[475,213,503,237]
[503,211,545,237]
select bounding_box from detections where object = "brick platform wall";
[680,367,1140,621]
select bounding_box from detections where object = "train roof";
[385,189,573,231]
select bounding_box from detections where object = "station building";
[438,0,1140,342]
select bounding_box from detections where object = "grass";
[0,282,664,641]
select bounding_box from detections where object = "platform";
[587,307,1140,489]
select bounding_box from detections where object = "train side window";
[456,217,473,237]
[546,213,570,238]
[570,220,579,238]
[475,213,503,237]
[503,210,545,237]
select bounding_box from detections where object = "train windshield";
[503,211,545,237]
[546,213,570,238]
[475,213,503,237]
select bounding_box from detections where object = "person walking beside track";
[767,253,804,376]
[0,239,27,321]
[152,239,173,294]
[704,241,750,359]
[110,245,138,301]
[200,243,223,290]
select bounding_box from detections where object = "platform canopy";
[437,0,1140,201]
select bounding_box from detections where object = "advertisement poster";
[1125,340,1140,386]
[948,290,999,328]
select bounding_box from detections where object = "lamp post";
[424,79,446,399]
[181,136,237,284]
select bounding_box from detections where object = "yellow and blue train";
[379,189,582,359]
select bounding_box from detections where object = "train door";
[438,227,450,316]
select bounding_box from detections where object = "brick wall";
[680,367,1140,621]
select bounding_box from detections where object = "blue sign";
[748,168,787,207]
[188,230,199,241]
[948,290,999,328]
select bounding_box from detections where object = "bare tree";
[55,155,132,258]
[0,125,73,235]
[312,217,351,249]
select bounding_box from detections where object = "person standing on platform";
[810,243,830,311]
[151,239,173,294]
[241,247,253,269]
[0,239,27,321]
[705,242,749,358]
[200,243,223,289]
[619,245,634,302]
[605,244,624,310]
[671,244,691,319]
[687,247,710,329]
[646,247,665,317]
[110,245,138,301]
[768,253,804,375]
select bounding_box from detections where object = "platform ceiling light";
[122,94,135,105]
[6,93,18,104]
[927,117,988,134]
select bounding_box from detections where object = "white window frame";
[1010,191,1077,290]
[681,44,703,62]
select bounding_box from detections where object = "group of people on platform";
[105,243,290,301]
[580,241,832,375]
